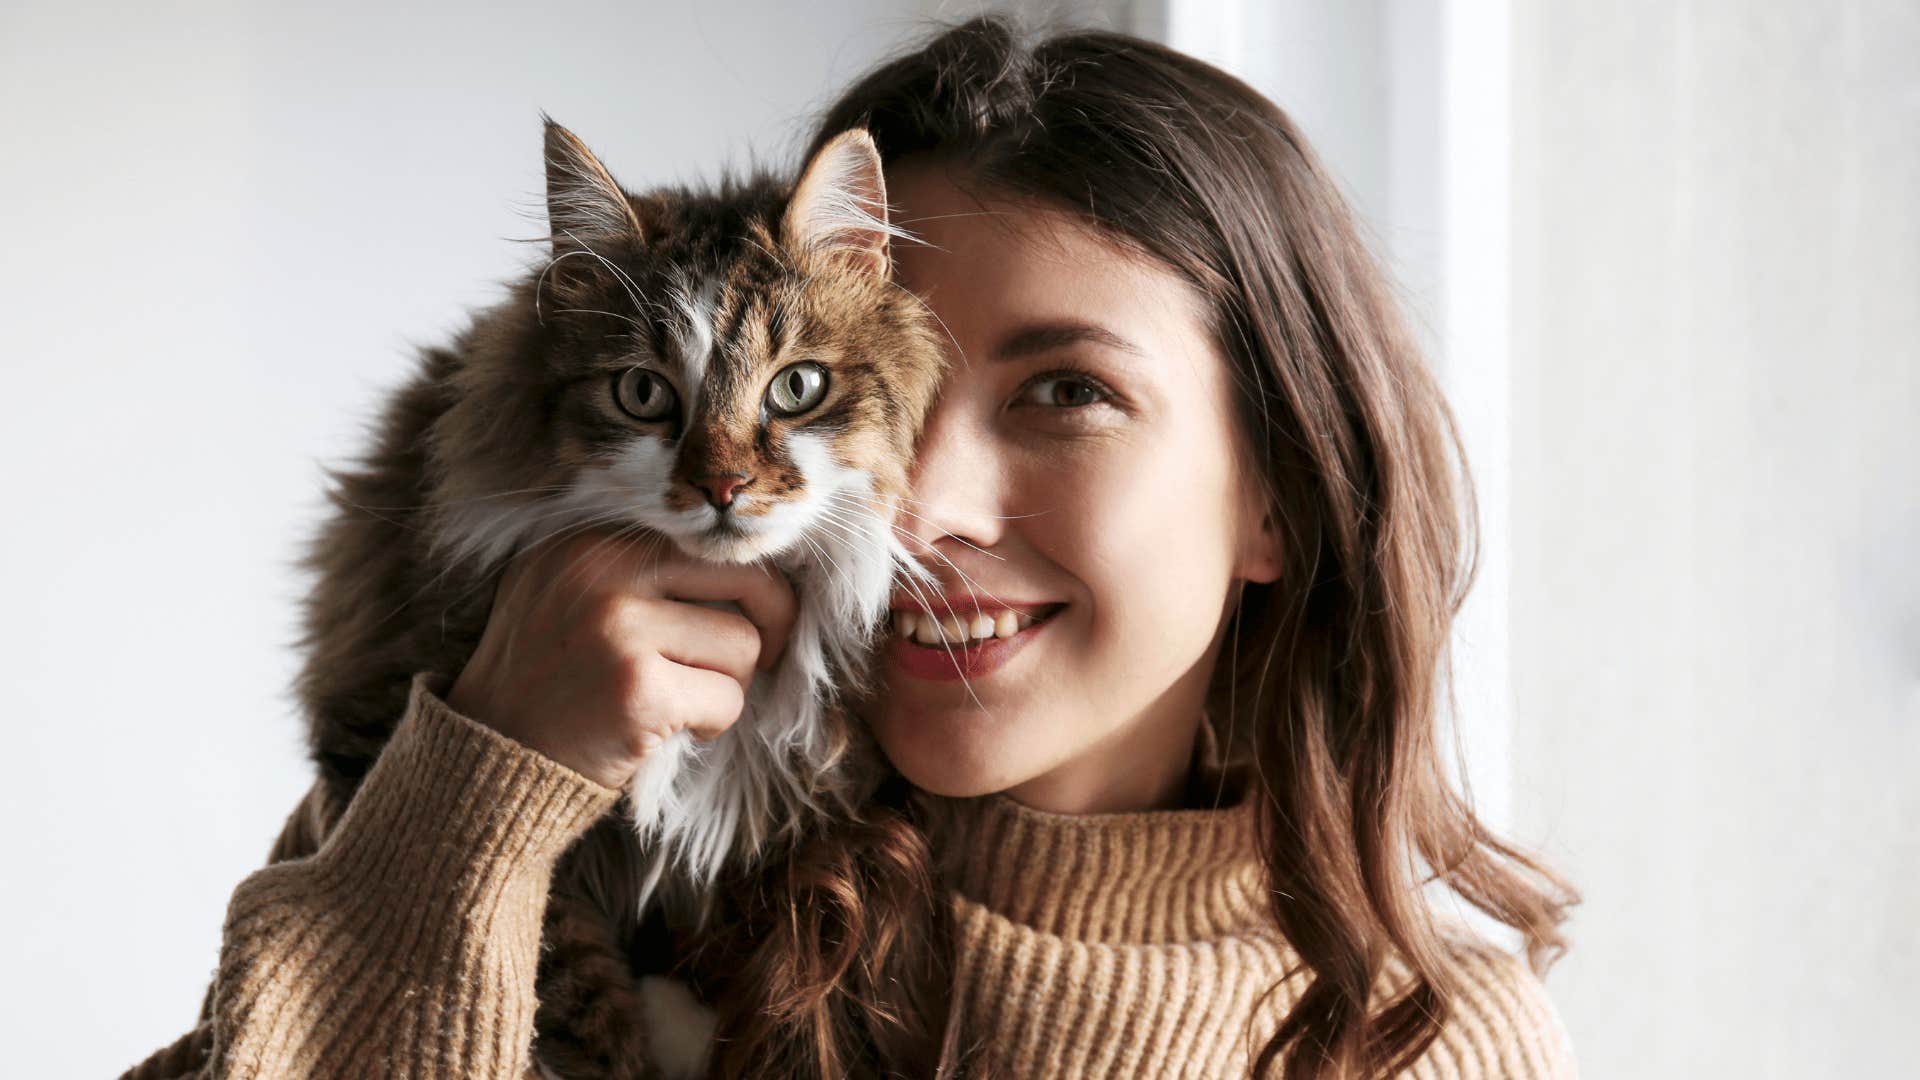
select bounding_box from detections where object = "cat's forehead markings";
[711,248,794,355]
[667,272,720,417]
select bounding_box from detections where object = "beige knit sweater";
[122,673,1576,1079]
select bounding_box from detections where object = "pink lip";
[886,605,1060,682]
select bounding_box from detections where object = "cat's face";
[432,124,941,573]
[556,229,927,566]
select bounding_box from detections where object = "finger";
[640,560,798,672]
[636,600,762,689]
[521,531,798,671]
[647,660,747,744]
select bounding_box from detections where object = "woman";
[125,17,1576,1080]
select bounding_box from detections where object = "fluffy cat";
[289,117,944,948]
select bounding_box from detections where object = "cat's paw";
[637,973,720,1080]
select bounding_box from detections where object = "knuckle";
[593,591,668,647]
[719,613,762,657]
[611,651,656,703]
[715,679,747,724]
[586,587,638,628]
[622,722,671,760]
[688,681,745,742]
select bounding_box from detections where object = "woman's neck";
[1002,701,1209,814]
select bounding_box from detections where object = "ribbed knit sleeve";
[120,672,622,1080]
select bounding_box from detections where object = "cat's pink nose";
[692,472,752,508]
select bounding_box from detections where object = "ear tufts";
[782,129,910,276]
[543,116,643,251]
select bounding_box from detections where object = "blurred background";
[3,1,1913,1076]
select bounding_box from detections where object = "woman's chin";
[869,713,1043,799]
[896,768,1006,800]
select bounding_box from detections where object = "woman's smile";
[885,598,1066,681]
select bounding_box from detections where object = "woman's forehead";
[888,167,1214,367]
[890,161,1139,269]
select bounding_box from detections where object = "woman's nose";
[902,402,1003,553]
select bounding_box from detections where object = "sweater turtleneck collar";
[915,717,1271,945]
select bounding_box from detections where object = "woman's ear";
[1235,508,1283,585]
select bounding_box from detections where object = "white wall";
[1509,2,1919,1076]
[0,1,1045,1073]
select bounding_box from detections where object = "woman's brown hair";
[680,15,1578,1079]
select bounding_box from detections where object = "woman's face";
[862,163,1279,814]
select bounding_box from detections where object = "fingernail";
[638,731,664,754]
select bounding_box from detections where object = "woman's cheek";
[1092,440,1237,664]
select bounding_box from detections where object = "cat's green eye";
[615,368,679,422]
[766,362,829,417]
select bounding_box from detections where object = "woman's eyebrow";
[991,320,1145,361]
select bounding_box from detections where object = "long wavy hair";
[673,16,1578,1079]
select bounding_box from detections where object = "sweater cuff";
[307,671,623,906]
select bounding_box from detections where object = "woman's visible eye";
[766,361,829,417]
[614,367,679,422]
[1014,371,1113,409]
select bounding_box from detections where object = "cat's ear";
[543,116,643,251]
[782,128,896,276]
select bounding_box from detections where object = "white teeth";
[896,608,1046,645]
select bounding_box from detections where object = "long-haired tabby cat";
[281,118,945,1075]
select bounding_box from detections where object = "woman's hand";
[445,530,796,790]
